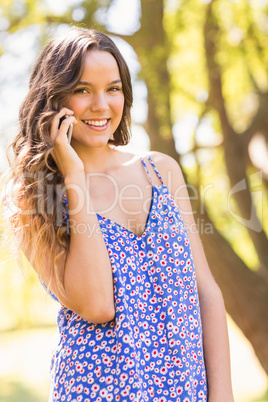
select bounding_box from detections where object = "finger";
[51,108,73,131]
[50,109,75,141]
[54,116,77,144]
[57,108,75,127]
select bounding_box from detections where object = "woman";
[3,27,234,401]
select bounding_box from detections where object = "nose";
[90,92,109,112]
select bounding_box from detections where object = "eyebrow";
[76,79,122,86]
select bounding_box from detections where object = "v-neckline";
[96,185,159,239]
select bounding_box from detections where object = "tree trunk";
[129,0,178,160]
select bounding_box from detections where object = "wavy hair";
[2,27,133,294]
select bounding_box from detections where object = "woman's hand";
[50,108,84,178]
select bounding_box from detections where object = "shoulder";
[147,152,194,221]
[148,151,182,173]
[147,150,177,165]
[147,151,185,191]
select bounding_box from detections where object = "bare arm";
[150,151,234,401]
[62,171,115,324]
[43,109,115,323]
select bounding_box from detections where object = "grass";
[253,389,268,402]
[0,379,44,402]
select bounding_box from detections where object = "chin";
[90,136,112,146]
[73,136,111,149]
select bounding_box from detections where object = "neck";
[71,142,118,173]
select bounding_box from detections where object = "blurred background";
[1,0,268,400]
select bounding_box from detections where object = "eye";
[108,86,122,92]
[74,88,88,94]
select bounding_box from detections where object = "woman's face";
[66,49,125,149]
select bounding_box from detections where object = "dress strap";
[140,155,164,185]
[147,155,164,185]
[141,157,153,184]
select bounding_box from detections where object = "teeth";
[84,119,108,127]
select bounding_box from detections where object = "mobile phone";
[58,116,73,144]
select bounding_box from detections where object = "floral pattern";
[49,156,207,401]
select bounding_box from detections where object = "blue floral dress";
[49,155,207,402]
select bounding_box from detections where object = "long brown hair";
[2,27,133,293]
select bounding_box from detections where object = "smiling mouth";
[83,119,110,127]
